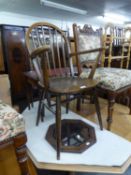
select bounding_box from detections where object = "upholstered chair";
[73,23,131,130]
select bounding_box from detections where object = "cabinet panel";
[0,30,4,72]
[2,25,30,103]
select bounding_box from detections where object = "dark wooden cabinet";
[0,30,4,72]
[0,25,30,104]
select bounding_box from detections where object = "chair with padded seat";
[73,23,131,130]
[0,100,30,175]
[25,22,103,160]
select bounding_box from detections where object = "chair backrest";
[123,27,131,69]
[73,23,103,78]
[102,23,131,69]
[26,22,74,88]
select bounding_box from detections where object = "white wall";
[0,12,74,35]
[0,12,104,36]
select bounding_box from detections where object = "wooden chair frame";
[73,23,131,130]
[100,24,131,130]
[0,133,30,175]
[25,22,103,160]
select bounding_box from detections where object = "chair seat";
[80,67,131,91]
[49,77,99,94]
[0,100,25,142]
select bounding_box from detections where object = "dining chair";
[73,23,131,130]
[0,100,30,175]
[25,22,103,159]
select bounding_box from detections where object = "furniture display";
[73,23,131,130]
[0,25,30,104]
[0,100,30,175]
[25,22,103,160]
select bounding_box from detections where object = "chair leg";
[41,102,45,122]
[26,82,33,110]
[76,96,81,111]
[29,90,34,108]
[13,133,29,175]
[36,89,45,126]
[128,89,131,115]
[66,94,70,113]
[56,94,61,160]
[93,89,103,130]
[47,92,52,107]
[107,92,115,130]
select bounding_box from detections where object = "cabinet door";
[2,26,30,103]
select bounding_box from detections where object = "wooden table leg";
[56,94,61,160]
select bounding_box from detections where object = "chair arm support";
[69,47,104,57]
[30,45,50,59]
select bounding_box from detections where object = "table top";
[28,152,131,174]
[23,102,131,174]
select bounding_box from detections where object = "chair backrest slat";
[26,22,74,88]
[40,26,51,71]
[49,27,57,76]
[55,29,62,74]
[61,36,66,69]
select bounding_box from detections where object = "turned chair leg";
[128,89,131,115]
[107,93,115,130]
[13,133,30,175]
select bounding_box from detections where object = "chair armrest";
[30,45,50,59]
[69,47,104,57]
[23,70,38,81]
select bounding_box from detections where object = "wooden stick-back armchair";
[25,22,103,159]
